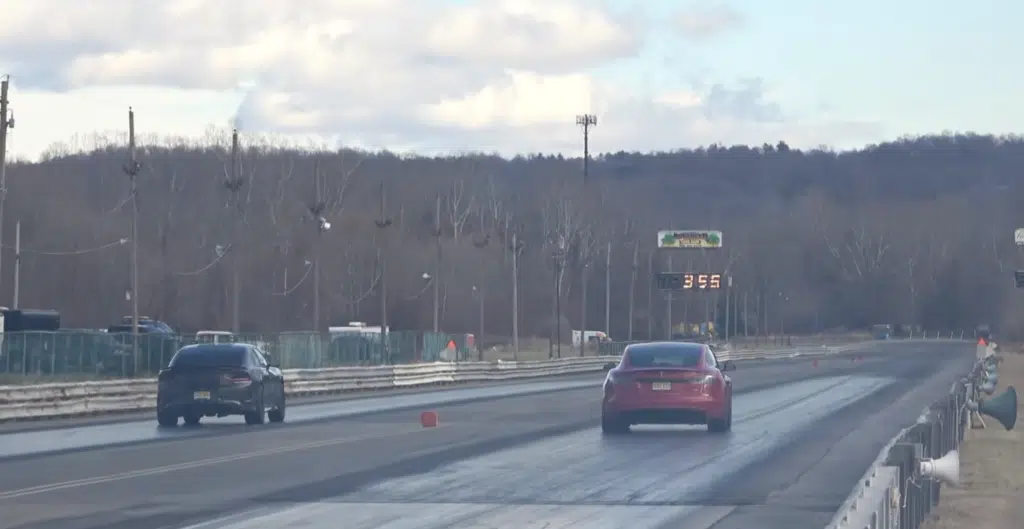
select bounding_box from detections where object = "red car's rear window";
[625,345,703,368]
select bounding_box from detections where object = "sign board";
[658,230,723,249]
[1015,229,1024,246]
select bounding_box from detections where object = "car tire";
[157,411,178,427]
[268,392,286,423]
[601,414,630,435]
[183,414,201,426]
[244,389,266,425]
[707,400,732,433]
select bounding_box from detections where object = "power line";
[5,238,129,256]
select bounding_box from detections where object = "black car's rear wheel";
[268,393,286,423]
[244,389,266,425]
[157,411,178,427]
[601,414,630,435]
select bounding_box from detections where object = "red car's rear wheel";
[601,413,630,435]
[707,400,732,433]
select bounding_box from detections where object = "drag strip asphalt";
[0,354,867,459]
[0,342,975,529]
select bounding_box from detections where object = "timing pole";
[125,108,141,373]
[724,276,731,343]
[0,77,11,300]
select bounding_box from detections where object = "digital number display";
[656,273,723,291]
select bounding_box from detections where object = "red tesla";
[601,341,735,434]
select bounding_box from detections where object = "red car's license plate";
[651,382,671,391]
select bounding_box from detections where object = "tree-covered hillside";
[4,133,1022,339]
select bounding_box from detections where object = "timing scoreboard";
[656,273,723,291]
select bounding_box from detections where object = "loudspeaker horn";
[919,449,959,486]
[978,386,1018,431]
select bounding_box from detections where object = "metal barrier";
[826,341,992,528]
[0,356,621,421]
[0,343,851,422]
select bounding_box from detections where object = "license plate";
[193,391,211,400]
[651,382,671,391]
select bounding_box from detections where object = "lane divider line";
[0,426,444,500]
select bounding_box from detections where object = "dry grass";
[922,352,1024,529]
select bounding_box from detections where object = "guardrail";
[0,344,848,423]
[826,340,993,528]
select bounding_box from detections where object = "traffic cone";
[978,337,986,346]
[420,411,439,428]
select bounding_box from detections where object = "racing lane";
[0,343,974,529]
[0,354,872,459]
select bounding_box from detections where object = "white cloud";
[0,0,880,161]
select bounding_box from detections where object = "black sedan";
[156,343,286,426]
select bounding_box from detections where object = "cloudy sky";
[0,0,1020,161]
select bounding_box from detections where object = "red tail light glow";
[220,373,251,386]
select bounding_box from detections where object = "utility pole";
[472,207,489,360]
[509,230,524,359]
[306,165,329,332]
[224,129,244,333]
[604,241,611,337]
[627,241,638,341]
[432,194,442,332]
[0,76,12,301]
[374,181,393,361]
[123,108,141,374]
[575,114,597,185]
[12,220,19,308]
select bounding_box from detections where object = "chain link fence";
[0,329,477,379]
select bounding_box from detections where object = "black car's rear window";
[169,346,246,368]
[625,344,703,368]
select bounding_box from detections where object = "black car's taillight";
[157,369,174,382]
[220,372,252,387]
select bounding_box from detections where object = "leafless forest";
[3,132,1022,340]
